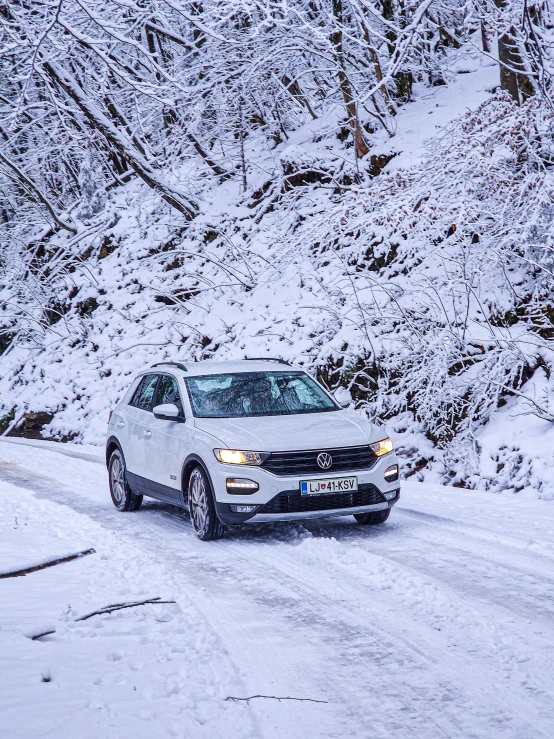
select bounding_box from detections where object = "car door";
[110,380,139,465]
[125,373,160,487]
[145,374,186,502]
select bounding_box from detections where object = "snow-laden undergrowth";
[2,53,554,498]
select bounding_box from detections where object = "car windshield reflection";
[184,371,339,418]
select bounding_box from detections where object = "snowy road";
[1,439,554,738]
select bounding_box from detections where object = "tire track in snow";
[0,459,353,739]
[396,507,554,565]
[95,501,554,738]
[0,458,489,737]
[376,520,554,625]
[1,442,554,737]
[222,530,554,737]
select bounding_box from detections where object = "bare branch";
[0,150,76,233]
[0,548,95,579]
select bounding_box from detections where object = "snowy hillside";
[2,0,554,496]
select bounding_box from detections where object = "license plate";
[300,476,358,495]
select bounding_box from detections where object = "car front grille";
[260,445,377,477]
[258,483,386,515]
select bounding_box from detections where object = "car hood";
[193,411,379,452]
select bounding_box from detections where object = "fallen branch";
[31,596,177,640]
[77,597,176,621]
[0,548,95,579]
[225,695,328,704]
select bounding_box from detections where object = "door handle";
[117,421,125,428]
[144,430,152,438]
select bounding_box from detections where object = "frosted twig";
[225,695,328,704]
[30,596,177,639]
[77,597,176,621]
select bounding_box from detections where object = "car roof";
[139,359,302,378]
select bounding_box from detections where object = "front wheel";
[188,466,225,541]
[109,449,143,511]
[354,508,390,525]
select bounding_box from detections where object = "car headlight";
[214,449,268,465]
[369,438,394,457]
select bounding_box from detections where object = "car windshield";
[184,371,339,418]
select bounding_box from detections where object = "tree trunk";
[481,21,490,53]
[281,76,318,119]
[382,0,413,102]
[330,0,369,158]
[0,150,76,233]
[497,30,521,103]
[494,0,530,104]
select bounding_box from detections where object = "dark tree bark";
[493,0,534,104]
[498,30,521,103]
[382,0,413,102]
[281,76,317,119]
[481,20,491,53]
[330,0,369,158]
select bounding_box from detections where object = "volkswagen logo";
[317,452,332,470]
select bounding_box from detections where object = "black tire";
[108,449,143,512]
[354,508,391,525]
[188,466,225,541]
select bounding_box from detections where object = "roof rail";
[244,357,291,366]
[151,361,188,372]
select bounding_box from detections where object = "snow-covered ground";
[1,438,554,738]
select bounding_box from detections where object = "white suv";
[106,359,400,540]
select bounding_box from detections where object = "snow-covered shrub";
[281,94,554,460]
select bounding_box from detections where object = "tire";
[188,466,225,541]
[108,449,143,512]
[354,508,390,525]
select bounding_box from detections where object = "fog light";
[384,464,399,482]
[383,489,398,501]
[226,478,259,494]
[230,505,259,513]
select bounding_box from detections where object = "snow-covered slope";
[2,39,554,497]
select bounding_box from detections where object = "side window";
[129,374,159,411]
[155,375,184,416]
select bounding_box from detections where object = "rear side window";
[155,375,184,416]
[130,374,159,411]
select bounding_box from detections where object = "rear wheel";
[354,508,390,525]
[108,449,143,512]
[188,466,225,541]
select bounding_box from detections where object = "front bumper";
[251,500,391,523]
[216,493,398,525]
[208,453,400,525]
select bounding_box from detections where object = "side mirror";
[153,403,180,420]
[333,388,351,409]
